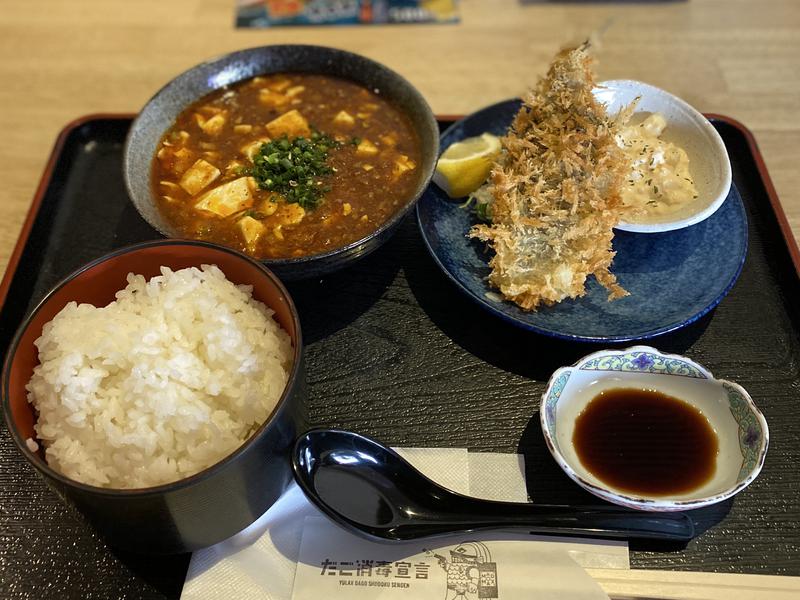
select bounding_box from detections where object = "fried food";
[469,43,631,310]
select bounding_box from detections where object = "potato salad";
[617,113,698,220]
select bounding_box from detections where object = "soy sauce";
[573,388,718,496]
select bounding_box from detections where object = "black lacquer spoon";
[292,429,695,542]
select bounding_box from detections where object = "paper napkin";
[181,449,628,600]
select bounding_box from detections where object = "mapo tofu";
[152,73,423,259]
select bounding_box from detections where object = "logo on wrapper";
[426,542,499,600]
[295,515,621,599]
[315,539,500,598]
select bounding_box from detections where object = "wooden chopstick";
[586,568,800,600]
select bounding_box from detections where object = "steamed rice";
[25,264,293,489]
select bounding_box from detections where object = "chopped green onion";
[251,133,341,209]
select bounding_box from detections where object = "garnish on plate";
[433,133,501,199]
[248,132,341,210]
[460,185,494,223]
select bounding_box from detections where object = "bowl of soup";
[124,45,439,279]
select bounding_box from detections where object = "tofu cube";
[233,124,253,134]
[269,78,292,92]
[393,154,417,178]
[172,147,196,174]
[158,146,195,176]
[276,202,306,226]
[266,110,310,138]
[199,113,226,136]
[158,180,181,192]
[194,177,255,217]
[179,159,221,195]
[224,160,244,176]
[241,138,270,161]
[259,197,279,216]
[259,88,289,108]
[286,85,305,97]
[238,216,266,249]
[333,110,355,127]
[356,139,379,156]
[162,130,190,147]
[379,133,398,147]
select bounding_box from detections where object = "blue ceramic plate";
[416,100,748,342]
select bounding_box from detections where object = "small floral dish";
[540,346,768,511]
[595,80,732,233]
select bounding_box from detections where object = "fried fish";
[469,43,632,311]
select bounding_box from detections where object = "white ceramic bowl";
[540,346,768,511]
[595,80,732,233]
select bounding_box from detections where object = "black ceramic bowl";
[123,44,439,280]
[1,240,306,554]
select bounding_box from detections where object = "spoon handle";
[442,505,694,541]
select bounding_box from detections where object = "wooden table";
[1,0,799,277]
[1,2,799,598]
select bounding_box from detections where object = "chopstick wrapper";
[181,449,628,600]
[292,518,613,600]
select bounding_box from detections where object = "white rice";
[25,264,293,489]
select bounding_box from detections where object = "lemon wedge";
[433,133,502,198]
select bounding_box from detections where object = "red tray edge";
[0,114,133,313]
[706,112,800,275]
[2,112,798,315]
